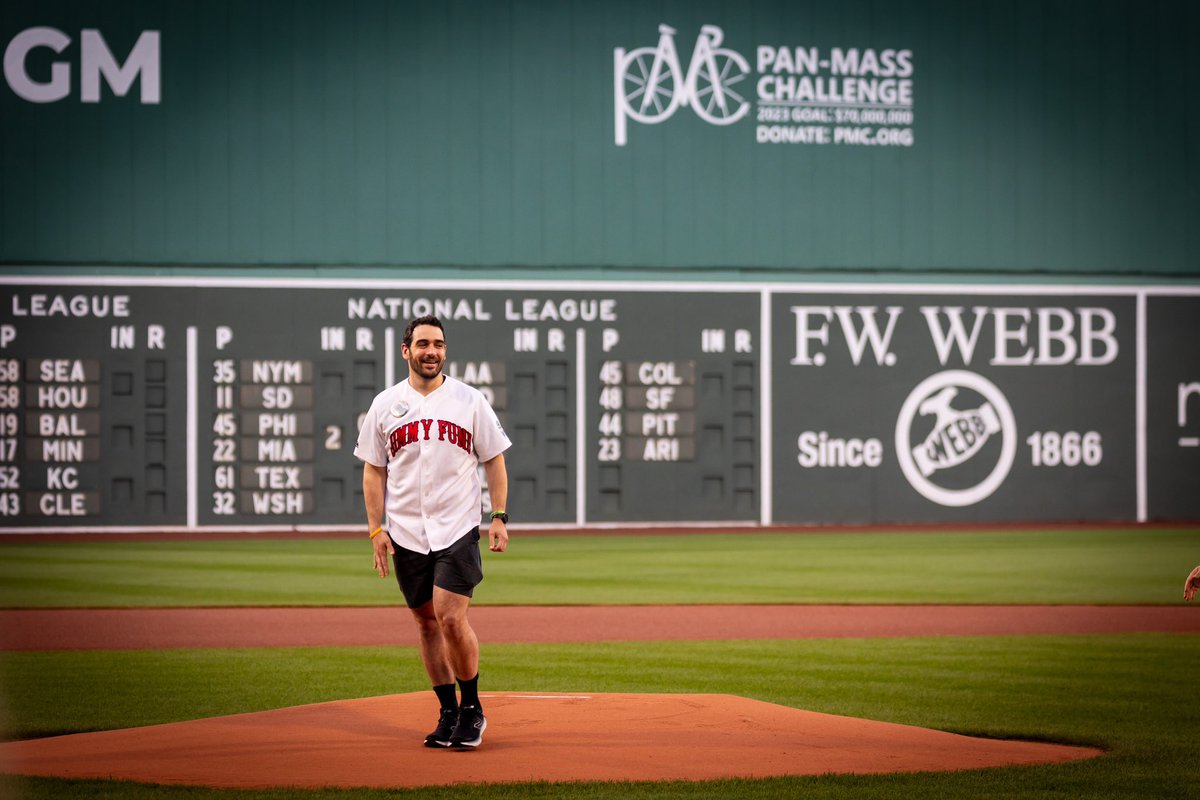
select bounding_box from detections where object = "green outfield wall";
[2,0,1198,275]
[2,2,1198,530]
[0,277,1197,530]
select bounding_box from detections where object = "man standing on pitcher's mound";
[355,315,512,749]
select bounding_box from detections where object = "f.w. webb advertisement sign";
[771,293,1136,523]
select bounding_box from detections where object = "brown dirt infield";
[1,604,1196,650]
[0,692,1104,789]
[4,603,1190,788]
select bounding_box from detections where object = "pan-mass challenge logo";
[613,23,914,147]
[895,371,1017,507]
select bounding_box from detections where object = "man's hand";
[1185,565,1200,601]
[488,519,508,553]
[373,530,394,578]
[482,454,508,553]
[362,463,390,578]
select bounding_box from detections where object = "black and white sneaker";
[424,707,458,748]
[449,704,487,748]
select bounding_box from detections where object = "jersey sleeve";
[353,396,388,467]
[473,393,512,463]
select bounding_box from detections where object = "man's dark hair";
[403,315,445,348]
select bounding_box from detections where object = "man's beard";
[412,357,442,377]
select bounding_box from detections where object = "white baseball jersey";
[354,375,511,554]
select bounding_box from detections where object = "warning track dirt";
[1,604,1196,651]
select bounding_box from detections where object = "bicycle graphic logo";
[613,24,751,146]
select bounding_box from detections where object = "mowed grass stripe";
[0,528,1195,607]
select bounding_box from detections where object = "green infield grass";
[0,527,1197,607]
[1,634,1198,799]
[1,526,1198,798]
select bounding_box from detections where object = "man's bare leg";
[411,600,460,747]
[433,587,487,747]
[432,587,479,681]
[410,600,454,685]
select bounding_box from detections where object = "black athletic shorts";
[391,527,483,608]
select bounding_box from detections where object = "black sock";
[458,674,480,709]
[433,683,458,712]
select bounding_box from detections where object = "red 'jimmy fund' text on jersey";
[355,376,511,553]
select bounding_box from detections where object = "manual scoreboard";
[0,282,759,529]
[1,277,1195,530]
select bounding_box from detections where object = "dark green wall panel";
[1,0,1197,274]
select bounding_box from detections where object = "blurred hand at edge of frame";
[1185,565,1200,601]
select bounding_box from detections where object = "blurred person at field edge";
[1186,566,1200,601]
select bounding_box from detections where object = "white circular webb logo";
[895,370,1017,507]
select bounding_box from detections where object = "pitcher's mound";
[0,692,1101,789]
